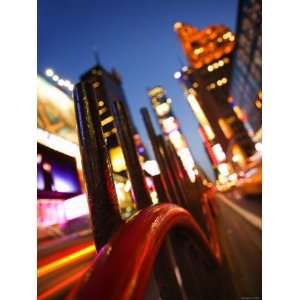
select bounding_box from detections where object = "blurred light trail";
[37,244,96,278]
[38,240,93,268]
[37,266,89,300]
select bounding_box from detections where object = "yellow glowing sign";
[110,146,126,173]
[218,118,233,139]
[177,148,196,182]
[233,105,244,120]
[187,93,215,141]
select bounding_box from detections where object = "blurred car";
[237,159,262,196]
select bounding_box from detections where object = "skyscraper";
[79,64,148,173]
[228,0,262,141]
[148,86,196,182]
[174,22,255,178]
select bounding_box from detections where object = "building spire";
[93,47,100,65]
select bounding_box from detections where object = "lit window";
[207,65,213,72]
[101,116,114,126]
[109,146,126,173]
[194,47,204,55]
[256,100,262,109]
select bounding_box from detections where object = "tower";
[148,86,196,182]
[174,23,255,175]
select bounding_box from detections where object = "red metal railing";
[67,203,221,300]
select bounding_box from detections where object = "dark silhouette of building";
[79,64,148,174]
[229,0,262,139]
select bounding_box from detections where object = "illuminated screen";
[37,143,81,193]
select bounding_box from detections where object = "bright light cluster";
[207,77,228,90]
[207,57,230,72]
[223,31,235,41]
[45,68,74,91]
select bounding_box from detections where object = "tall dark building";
[174,23,255,175]
[229,0,262,139]
[79,64,148,174]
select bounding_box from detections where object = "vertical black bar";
[152,175,168,203]
[156,135,185,207]
[140,108,173,203]
[112,100,152,209]
[162,139,190,209]
[73,82,122,252]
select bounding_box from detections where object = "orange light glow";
[37,244,96,278]
[233,105,244,120]
[218,118,233,139]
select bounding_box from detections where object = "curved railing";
[67,203,225,300]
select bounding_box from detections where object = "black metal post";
[140,108,174,203]
[73,82,122,252]
[156,135,185,207]
[112,100,152,209]
[152,175,168,203]
[163,139,192,208]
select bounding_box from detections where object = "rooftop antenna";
[93,47,100,66]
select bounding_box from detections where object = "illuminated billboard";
[162,116,179,134]
[37,75,78,144]
[37,143,81,194]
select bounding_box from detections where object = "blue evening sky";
[38,0,238,180]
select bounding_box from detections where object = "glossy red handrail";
[67,203,221,300]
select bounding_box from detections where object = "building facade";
[174,22,255,178]
[228,0,262,139]
[80,64,148,174]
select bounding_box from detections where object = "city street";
[216,190,262,299]
[37,230,95,300]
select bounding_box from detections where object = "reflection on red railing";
[67,203,220,300]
